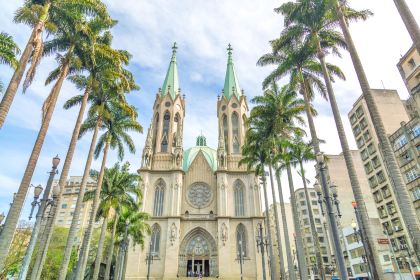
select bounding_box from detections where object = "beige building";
[348,89,416,273]
[53,176,97,229]
[325,150,378,228]
[389,118,420,219]
[294,188,332,278]
[398,45,420,96]
[125,45,264,280]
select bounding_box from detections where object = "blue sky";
[0,0,419,217]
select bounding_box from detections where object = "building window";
[371,156,380,168]
[234,180,245,216]
[361,149,369,161]
[386,202,397,215]
[382,186,391,198]
[359,118,368,129]
[400,151,412,166]
[315,218,321,224]
[232,112,240,153]
[356,137,365,148]
[412,124,420,138]
[222,114,228,152]
[411,186,420,201]
[161,111,171,152]
[405,168,419,183]
[391,218,403,232]
[350,114,357,124]
[367,143,376,155]
[376,171,386,184]
[311,201,317,206]
[363,130,371,142]
[356,106,364,118]
[368,176,378,188]
[378,206,387,218]
[61,204,67,209]
[408,58,416,69]
[300,201,306,206]
[236,224,247,257]
[393,135,408,151]
[153,180,165,216]
[373,191,382,203]
[353,124,361,136]
[151,224,161,256]
[364,162,373,174]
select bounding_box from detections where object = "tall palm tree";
[84,162,141,280]
[75,108,143,279]
[240,128,277,280]
[275,1,384,278]
[250,82,306,280]
[333,0,420,260]
[0,12,108,270]
[393,0,420,54]
[0,0,107,128]
[58,81,137,279]
[289,137,326,279]
[29,31,132,280]
[112,204,150,280]
[0,32,20,93]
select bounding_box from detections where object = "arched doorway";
[178,227,218,277]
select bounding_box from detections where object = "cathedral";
[125,43,265,280]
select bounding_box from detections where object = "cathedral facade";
[125,44,265,280]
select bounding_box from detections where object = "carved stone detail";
[220,223,228,246]
[187,182,213,208]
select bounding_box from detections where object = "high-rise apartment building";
[348,89,416,273]
[294,187,332,278]
[53,176,98,230]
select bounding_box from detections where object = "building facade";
[294,188,333,278]
[53,176,97,230]
[348,89,417,273]
[125,44,265,280]
[389,118,420,219]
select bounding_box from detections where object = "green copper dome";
[183,136,217,172]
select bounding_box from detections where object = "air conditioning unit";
[394,226,401,231]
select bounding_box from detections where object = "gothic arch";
[231,112,240,153]
[178,227,218,277]
[153,113,159,151]
[151,223,161,256]
[236,223,248,257]
[153,179,166,216]
[234,179,246,216]
[222,114,228,153]
[161,110,171,152]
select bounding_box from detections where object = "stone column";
[163,218,181,279]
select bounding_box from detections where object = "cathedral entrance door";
[179,228,218,277]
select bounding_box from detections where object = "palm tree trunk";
[335,1,420,262]
[315,39,384,279]
[75,140,110,279]
[30,86,91,280]
[300,78,349,280]
[286,164,308,280]
[268,164,285,279]
[114,246,123,280]
[0,58,70,270]
[393,0,420,54]
[261,168,277,280]
[58,118,102,280]
[122,242,129,280]
[298,160,325,280]
[275,169,295,280]
[93,216,108,280]
[0,2,50,128]
[104,212,118,280]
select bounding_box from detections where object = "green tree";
[30,24,132,280]
[0,32,20,93]
[240,128,277,280]
[333,0,420,260]
[0,0,107,128]
[58,76,137,279]
[84,162,141,280]
[0,11,110,272]
[249,82,306,280]
[113,205,150,280]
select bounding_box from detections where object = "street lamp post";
[256,223,267,280]
[238,239,245,280]
[146,241,154,280]
[314,152,348,280]
[18,155,60,280]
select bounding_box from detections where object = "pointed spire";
[145,122,154,148]
[223,44,242,100]
[161,42,180,100]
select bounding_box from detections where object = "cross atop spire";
[171,42,177,62]
[223,43,242,100]
[161,42,180,100]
